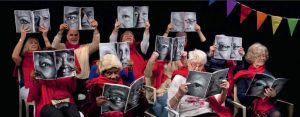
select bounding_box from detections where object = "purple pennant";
[227,0,237,16]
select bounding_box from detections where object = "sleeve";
[80,85,102,117]
[88,64,99,80]
[236,78,254,106]
[140,32,150,55]
[51,32,66,49]
[88,30,100,55]
[167,75,184,109]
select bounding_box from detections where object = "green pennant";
[287,18,298,36]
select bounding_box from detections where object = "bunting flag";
[271,16,283,34]
[240,4,252,24]
[227,0,237,16]
[287,18,298,36]
[256,11,268,30]
[208,0,217,6]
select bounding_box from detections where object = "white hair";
[188,49,207,64]
[98,54,123,73]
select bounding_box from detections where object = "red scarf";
[129,42,146,80]
[232,65,273,114]
[21,52,35,88]
[152,60,168,89]
[171,66,189,80]
[65,41,80,49]
[85,74,123,89]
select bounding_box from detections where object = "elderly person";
[80,54,148,117]
[233,42,280,117]
[167,49,232,117]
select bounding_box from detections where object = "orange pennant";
[256,11,268,30]
[240,5,252,24]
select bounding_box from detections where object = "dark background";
[0,1,298,116]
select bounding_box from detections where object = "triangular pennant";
[227,0,237,16]
[287,18,298,36]
[208,0,217,6]
[256,11,268,30]
[240,4,253,24]
[271,16,283,34]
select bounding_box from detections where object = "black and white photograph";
[214,35,243,60]
[33,8,51,32]
[186,71,212,98]
[144,85,156,104]
[14,10,33,33]
[33,51,56,80]
[80,7,94,30]
[171,36,185,61]
[64,6,80,30]
[133,6,149,28]
[246,73,288,98]
[15,9,50,33]
[206,68,229,97]
[118,6,134,28]
[99,43,118,59]
[171,12,196,32]
[101,84,130,113]
[155,36,172,61]
[117,42,130,67]
[55,49,76,78]
[33,49,76,80]
[125,77,144,112]
[183,12,197,32]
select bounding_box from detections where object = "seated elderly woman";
[233,42,280,117]
[80,54,148,117]
[167,49,232,117]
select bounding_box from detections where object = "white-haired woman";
[167,49,232,117]
[233,42,280,117]
[80,54,148,117]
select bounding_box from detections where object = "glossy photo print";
[125,77,144,112]
[155,36,172,61]
[133,6,148,28]
[64,6,80,30]
[99,43,118,59]
[14,10,34,33]
[101,84,130,113]
[214,35,243,60]
[118,6,134,28]
[33,51,56,80]
[186,71,212,98]
[171,12,196,32]
[117,42,130,67]
[80,7,94,30]
[33,8,51,32]
[171,36,185,61]
[55,49,76,78]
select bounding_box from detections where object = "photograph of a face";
[126,77,144,112]
[101,84,130,113]
[155,36,172,61]
[64,6,80,30]
[133,6,149,28]
[117,42,130,67]
[118,6,149,28]
[33,49,76,80]
[99,43,118,59]
[214,35,243,60]
[64,6,94,30]
[80,7,94,30]
[144,85,156,104]
[171,36,185,61]
[246,73,288,98]
[15,9,50,33]
[206,68,229,97]
[171,12,196,32]
[186,71,212,98]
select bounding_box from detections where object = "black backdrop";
[0,1,298,116]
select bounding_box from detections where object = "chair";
[165,106,179,117]
[233,84,294,117]
[18,69,35,117]
[233,84,247,117]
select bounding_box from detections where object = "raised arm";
[39,25,51,48]
[88,19,100,54]
[144,52,159,86]
[163,23,173,37]
[140,21,150,55]
[109,19,120,42]
[51,23,68,49]
[195,24,206,42]
[12,25,30,66]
